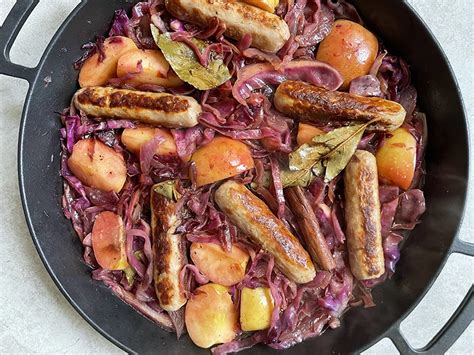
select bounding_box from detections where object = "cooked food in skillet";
[60,0,427,352]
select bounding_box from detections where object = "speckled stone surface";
[0,1,472,354]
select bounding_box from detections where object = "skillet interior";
[18,0,469,353]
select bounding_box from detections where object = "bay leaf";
[123,266,136,286]
[249,166,313,190]
[134,250,145,262]
[151,26,231,90]
[289,143,327,171]
[153,180,181,201]
[289,122,373,182]
[317,125,366,182]
[281,169,313,188]
[312,161,325,177]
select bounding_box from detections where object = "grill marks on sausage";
[109,92,190,112]
[168,0,283,31]
[275,80,405,131]
[344,151,384,280]
[284,82,381,118]
[151,196,177,273]
[155,279,174,307]
[279,81,399,119]
[215,181,315,283]
[165,0,289,53]
[357,164,381,277]
[76,88,190,113]
[235,186,310,268]
[76,88,107,107]
[151,192,187,310]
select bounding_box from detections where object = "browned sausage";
[274,80,405,132]
[215,180,316,284]
[74,87,201,128]
[285,186,336,271]
[165,0,290,53]
[150,186,187,311]
[344,150,385,280]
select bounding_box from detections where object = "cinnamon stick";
[285,186,336,271]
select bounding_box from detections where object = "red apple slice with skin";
[190,242,249,287]
[91,211,128,270]
[121,127,177,156]
[376,127,417,190]
[185,283,238,348]
[68,139,127,193]
[190,136,255,187]
[79,36,138,88]
[297,123,325,146]
[116,49,184,87]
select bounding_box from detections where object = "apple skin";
[121,127,177,157]
[92,211,128,271]
[316,20,379,90]
[191,137,255,187]
[297,123,325,146]
[190,242,249,287]
[376,127,417,190]
[68,139,127,193]
[240,287,274,331]
[79,36,138,88]
[117,49,184,87]
[185,283,238,348]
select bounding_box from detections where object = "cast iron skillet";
[1,0,472,353]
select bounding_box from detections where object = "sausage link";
[344,150,385,280]
[165,0,290,53]
[74,87,201,128]
[274,80,405,132]
[215,180,316,284]
[285,186,336,271]
[151,187,187,311]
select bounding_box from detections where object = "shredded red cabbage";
[349,74,382,97]
[73,36,106,70]
[231,60,342,106]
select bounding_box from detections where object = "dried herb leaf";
[124,266,136,286]
[249,167,313,190]
[134,250,145,263]
[312,161,325,177]
[281,169,313,188]
[153,180,181,201]
[289,143,328,171]
[151,26,231,90]
[322,129,365,182]
[289,121,375,182]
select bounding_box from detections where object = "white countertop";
[0,0,472,353]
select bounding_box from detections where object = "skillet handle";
[0,0,39,82]
[387,236,473,353]
[388,286,473,354]
[452,238,474,257]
